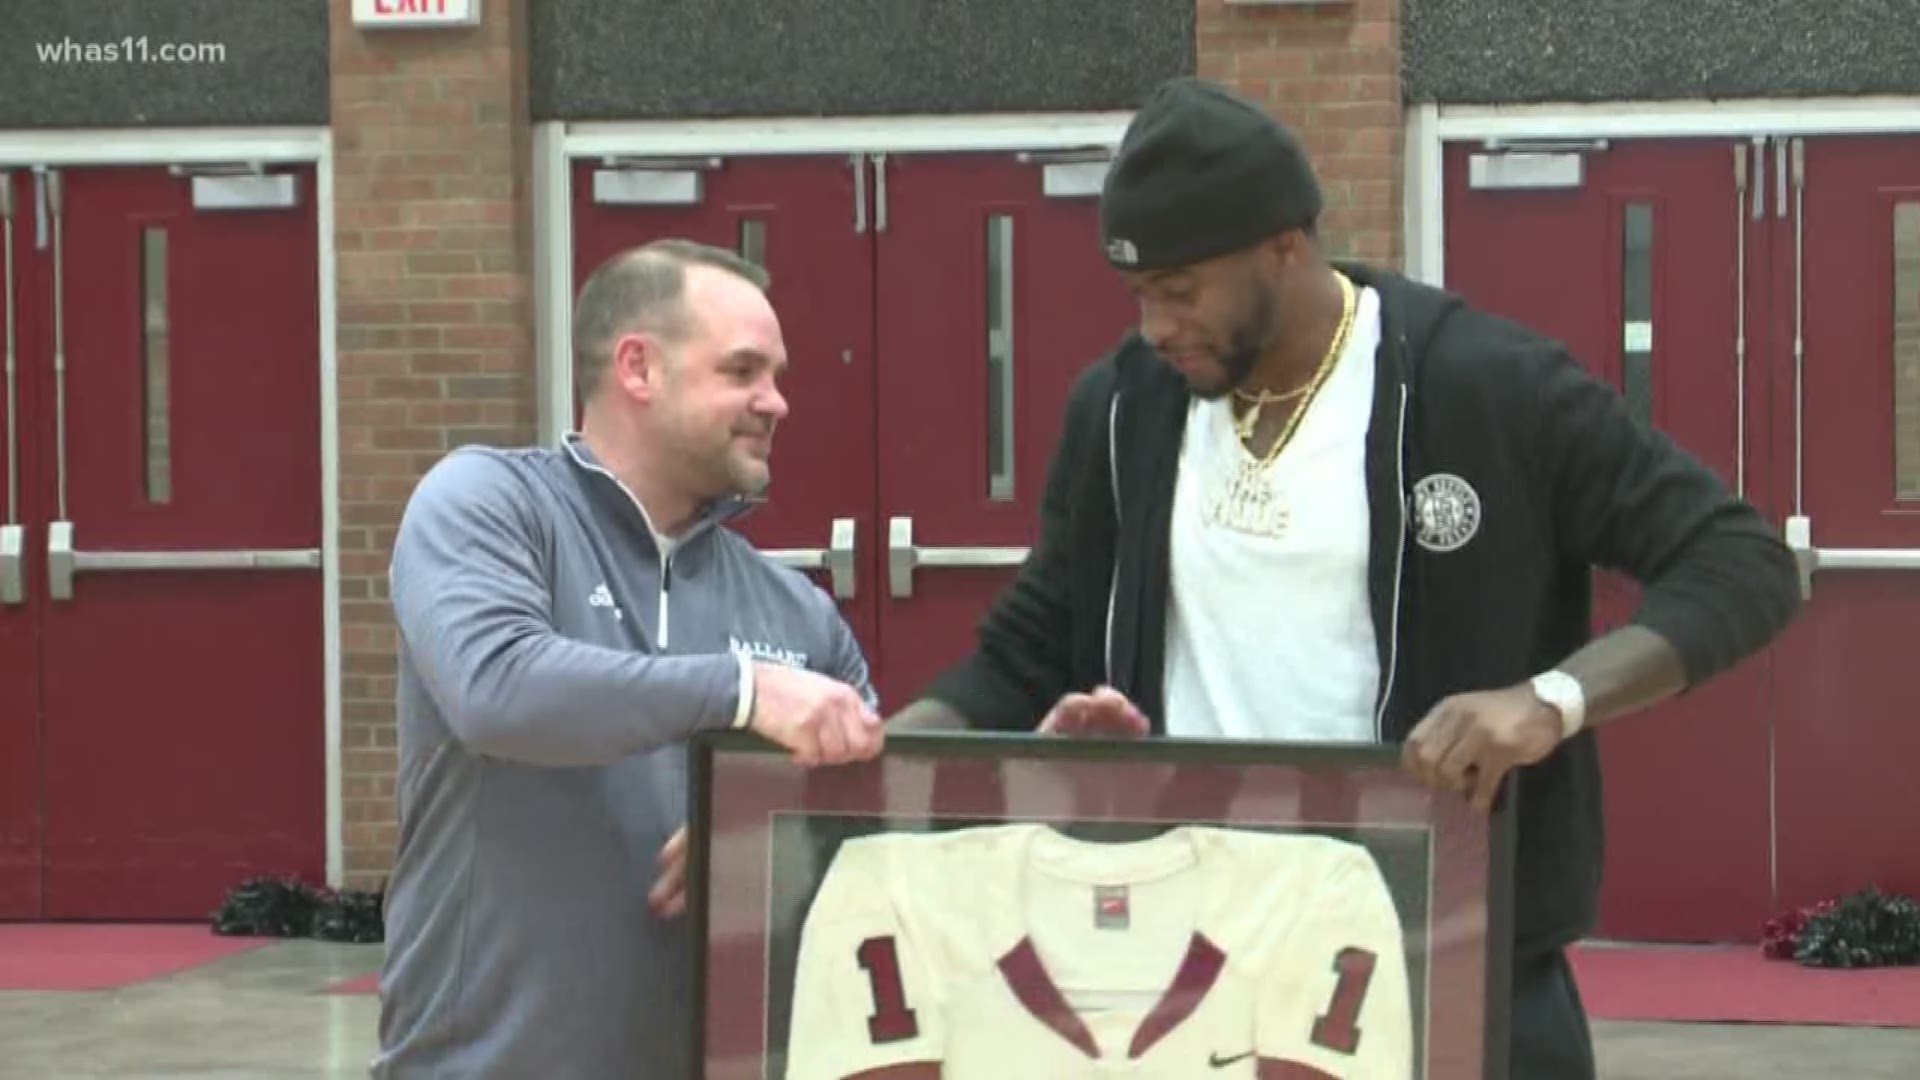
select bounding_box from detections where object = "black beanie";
[1099,77,1322,272]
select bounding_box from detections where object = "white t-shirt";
[1163,286,1382,743]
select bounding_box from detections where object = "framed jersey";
[687,731,1515,1080]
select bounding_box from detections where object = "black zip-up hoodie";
[920,262,1803,956]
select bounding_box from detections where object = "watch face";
[1533,674,1582,732]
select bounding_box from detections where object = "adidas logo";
[588,583,623,620]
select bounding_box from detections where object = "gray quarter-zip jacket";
[373,434,875,1080]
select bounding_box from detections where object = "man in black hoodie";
[887,77,1803,1077]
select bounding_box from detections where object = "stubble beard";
[717,423,775,500]
[731,452,772,498]
[1192,285,1279,401]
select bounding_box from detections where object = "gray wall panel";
[1405,0,1920,104]
[0,0,328,129]
[532,0,1191,120]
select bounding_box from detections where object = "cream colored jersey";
[785,824,1414,1080]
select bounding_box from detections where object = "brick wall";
[1194,0,1404,268]
[329,0,537,890]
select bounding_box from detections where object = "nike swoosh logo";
[1209,1050,1255,1067]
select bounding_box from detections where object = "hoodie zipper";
[1375,378,1410,741]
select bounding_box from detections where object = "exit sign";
[351,0,481,29]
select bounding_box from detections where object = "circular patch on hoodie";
[1411,472,1481,552]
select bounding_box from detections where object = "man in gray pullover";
[373,240,884,1078]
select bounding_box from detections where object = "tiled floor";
[0,940,382,1080]
[0,940,1915,1078]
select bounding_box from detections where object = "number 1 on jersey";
[856,935,920,1044]
[1311,947,1376,1055]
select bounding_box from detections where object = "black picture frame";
[688,729,1515,1080]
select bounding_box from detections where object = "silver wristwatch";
[1529,670,1586,739]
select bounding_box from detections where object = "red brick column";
[1195,0,1404,267]
[327,0,537,890]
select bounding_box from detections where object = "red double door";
[573,151,1136,711]
[0,165,325,919]
[1447,135,1920,941]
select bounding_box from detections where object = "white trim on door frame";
[1433,96,1920,141]
[562,112,1134,159]
[1404,96,1920,289]
[534,112,1136,445]
[0,126,343,890]
[0,128,327,167]
[1402,102,1446,289]
[533,122,574,447]
[315,133,342,892]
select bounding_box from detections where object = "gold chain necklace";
[1231,384,1310,442]
[1205,272,1358,539]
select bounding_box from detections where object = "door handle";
[1789,138,1806,518]
[2,171,19,605]
[886,515,1028,599]
[0,525,20,605]
[760,516,857,600]
[1784,514,1920,599]
[1732,143,1748,500]
[39,169,68,524]
[47,520,321,601]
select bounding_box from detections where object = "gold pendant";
[1234,400,1261,443]
[1206,458,1290,538]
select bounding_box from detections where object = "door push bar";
[46,520,321,601]
[887,515,1027,599]
[760,516,858,600]
[1784,515,1920,599]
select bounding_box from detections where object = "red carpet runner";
[1570,944,1920,1027]
[0,924,270,991]
[9,924,1916,1029]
